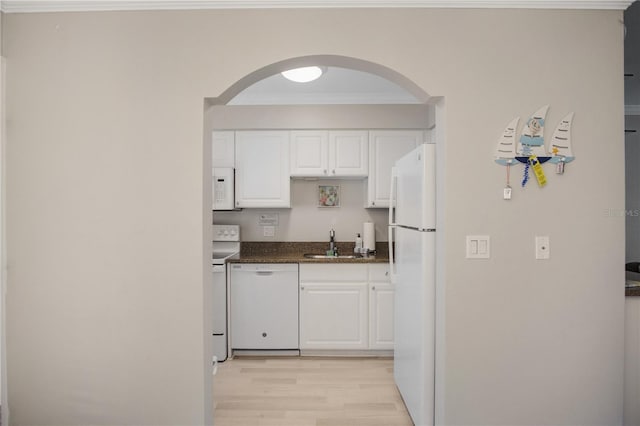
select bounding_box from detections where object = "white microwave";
[212,168,235,210]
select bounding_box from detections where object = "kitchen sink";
[303,253,361,259]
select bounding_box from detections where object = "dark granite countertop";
[627,286,640,297]
[227,241,389,264]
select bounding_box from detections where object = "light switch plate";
[466,235,490,259]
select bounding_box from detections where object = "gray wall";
[3,7,626,426]
[626,3,640,261]
[625,1,640,106]
[627,115,640,261]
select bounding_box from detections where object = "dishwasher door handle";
[255,271,274,276]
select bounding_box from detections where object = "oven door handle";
[212,265,226,272]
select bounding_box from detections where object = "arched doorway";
[203,54,445,425]
[209,55,432,106]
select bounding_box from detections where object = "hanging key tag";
[503,163,512,200]
[503,185,512,200]
[530,156,547,187]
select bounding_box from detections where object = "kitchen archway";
[204,54,445,424]
[210,55,433,106]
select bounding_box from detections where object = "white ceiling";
[228,67,421,105]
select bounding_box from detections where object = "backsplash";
[213,179,389,242]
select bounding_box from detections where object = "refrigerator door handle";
[389,166,398,226]
[388,225,397,284]
[388,166,398,284]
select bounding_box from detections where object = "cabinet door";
[369,282,394,350]
[369,264,394,350]
[367,130,423,208]
[212,131,235,168]
[235,131,290,208]
[290,130,329,176]
[299,282,368,350]
[329,131,368,177]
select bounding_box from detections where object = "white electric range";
[212,224,240,361]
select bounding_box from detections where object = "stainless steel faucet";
[329,229,337,256]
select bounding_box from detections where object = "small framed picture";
[318,185,340,208]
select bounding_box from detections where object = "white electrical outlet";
[263,226,275,237]
[535,236,550,259]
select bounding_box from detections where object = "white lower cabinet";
[299,282,368,350]
[299,263,393,351]
[369,264,394,350]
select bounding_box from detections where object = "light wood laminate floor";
[213,357,414,426]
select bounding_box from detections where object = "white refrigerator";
[388,143,436,426]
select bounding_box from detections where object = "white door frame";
[1,55,8,426]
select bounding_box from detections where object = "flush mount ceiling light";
[281,66,324,83]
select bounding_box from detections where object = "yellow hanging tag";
[530,156,547,187]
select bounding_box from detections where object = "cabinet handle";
[323,169,327,175]
[372,286,376,291]
[372,201,375,206]
[385,271,389,276]
[332,169,336,174]
[301,286,305,290]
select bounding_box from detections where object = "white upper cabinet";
[290,130,329,176]
[329,131,368,177]
[235,131,290,208]
[212,130,235,168]
[367,130,424,208]
[290,130,368,177]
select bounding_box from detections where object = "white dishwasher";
[230,263,299,351]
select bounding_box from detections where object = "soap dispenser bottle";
[355,233,363,254]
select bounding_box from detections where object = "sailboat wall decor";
[493,106,577,192]
[516,105,551,164]
[547,112,575,164]
[494,117,520,165]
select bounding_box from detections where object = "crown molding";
[0,0,635,13]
